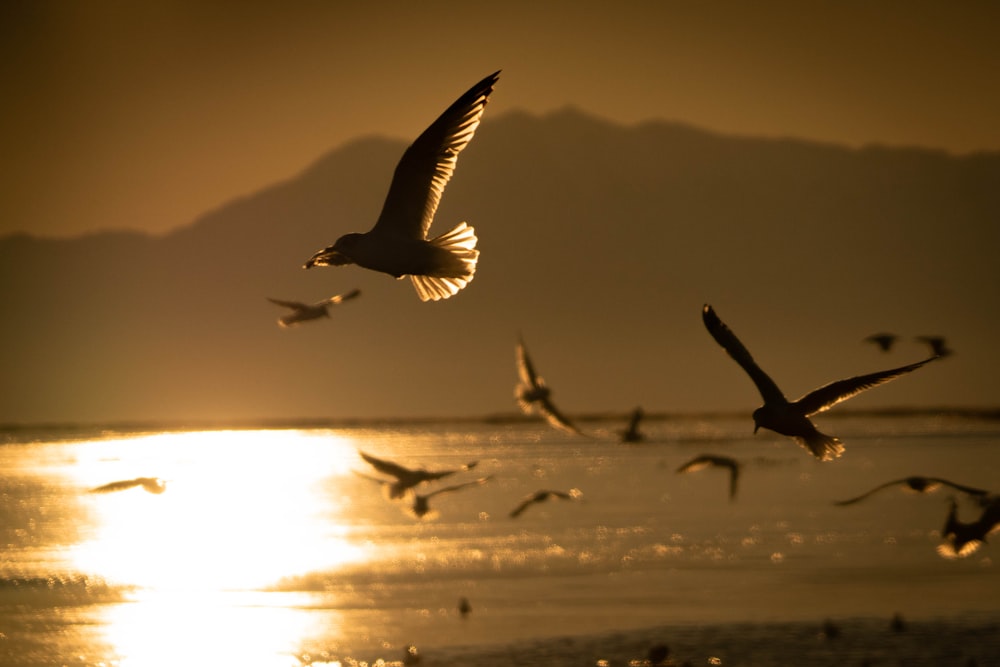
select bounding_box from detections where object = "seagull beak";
[753,424,760,434]
[303,246,350,269]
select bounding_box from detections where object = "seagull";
[515,336,584,435]
[618,406,645,443]
[509,488,581,518]
[267,289,361,327]
[303,70,500,301]
[675,454,742,501]
[833,476,989,506]
[916,335,953,358]
[864,332,899,352]
[937,495,1000,559]
[89,477,166,494]
[358,450,478,499]
[701,304,938,461]
[408,476,492,519]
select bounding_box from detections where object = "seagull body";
[509,489,580,518]
[917,335,953,358]
[304,71,500,301]
[937,496,1000,559]
[515,337,583,435]
[409,476,491,519]
[619,406,645,443]
[833,476,989,506]
[864,333,899,352]
[358,450,478,499]
[676,454,741,501]
[89,477,166,495]
[267,289,360,327]
[701,304,937,461]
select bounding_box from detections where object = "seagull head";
[751,408,764,434]
[303,234,362,268]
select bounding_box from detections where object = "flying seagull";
[509,489,581,519]
[864,333,899,352]
[357,450,478,499]
[408,476,492,519]
[916,335,953,358]
[937,495,1000,559]
[701,304,937,461]
[267,289,361,327]
[675,454,742,501]
[833,476,989,506]
[514,336,584,435]
[618,406,645,443]
[303,70,500,301]
[89,477,166,494]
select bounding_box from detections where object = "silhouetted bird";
[676,454,742,501]
[408,476,492,519]
[618,406,645,443]
[864,332,899,352]
[267,289,361,327]
[358,450,478,499]
[890,612,907,633]
[89,477,166,494]
[509,489,581,518]
[938,495,1000,559]
[916,335,953,358]
[458,596,472,618]
[701,304,937,461]
[833,476,988,506]
[303,71,500,301]
[514,336,584,435]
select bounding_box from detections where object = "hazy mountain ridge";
[2,109,998,424]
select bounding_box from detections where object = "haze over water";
[2,412,998,666]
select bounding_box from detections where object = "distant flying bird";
[303,71,500,301]
[916,335,953,358]
[937,495,1000,559]
[833,476,989,506]
[408,476,492,519]
[701,304,938,461]
[514,336,584,435]
[618,406,645,443]
[675,454,742,501]
[509,488,581,518]
[864,333,899,352]
[358,450,478,499]
[89,477,166,495]
[267,289,361,327]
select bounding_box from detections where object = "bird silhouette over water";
[833,476,989,506]
[676,454,742,501]
[514,336,584,435]
[937,495,1000,559]
[408,476,492,519]
[357,450,478,499]
[618,406,645,443]
[267,289,360,327]
[89,477,166,494]
[303,71,500,301]
[864,332,899,352]
[509,489,581,518]
[701,304,938,461]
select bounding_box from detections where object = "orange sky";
[3,1,999,239]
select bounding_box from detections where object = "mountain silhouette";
[1,109,998,424]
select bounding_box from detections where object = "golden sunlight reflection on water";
[61,429,372,663]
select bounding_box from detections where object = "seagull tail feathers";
[410,222,479,301]
[797,432,846,462]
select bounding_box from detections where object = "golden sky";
[3,1,999,238]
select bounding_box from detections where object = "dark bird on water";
[618,406,645,443]
[833,476,989,506]
[357,450,478,499]
[864,332,899,352]
[514,336,584,436]
[509,489,581,518]
[676,454,742,501]
[701,304,938,461]
[303,71,500,301]
[267,289,360,327]
[408,476,492,519]
[89,477,166,495]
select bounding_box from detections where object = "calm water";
[1,413,998,666]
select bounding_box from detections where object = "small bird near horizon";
[833,476,989,506]
[675,454,742,501]
[89,477,166,494]
[514,336,584,436]
[408,476,492,520]
[864,332,899,352]
[357,450,479,499]
[303,71,500,301]
[701,304,938,461]
[509,488,581,518]
[618,406,645,443]
[916,335,953,358]
[267,289,360,327]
